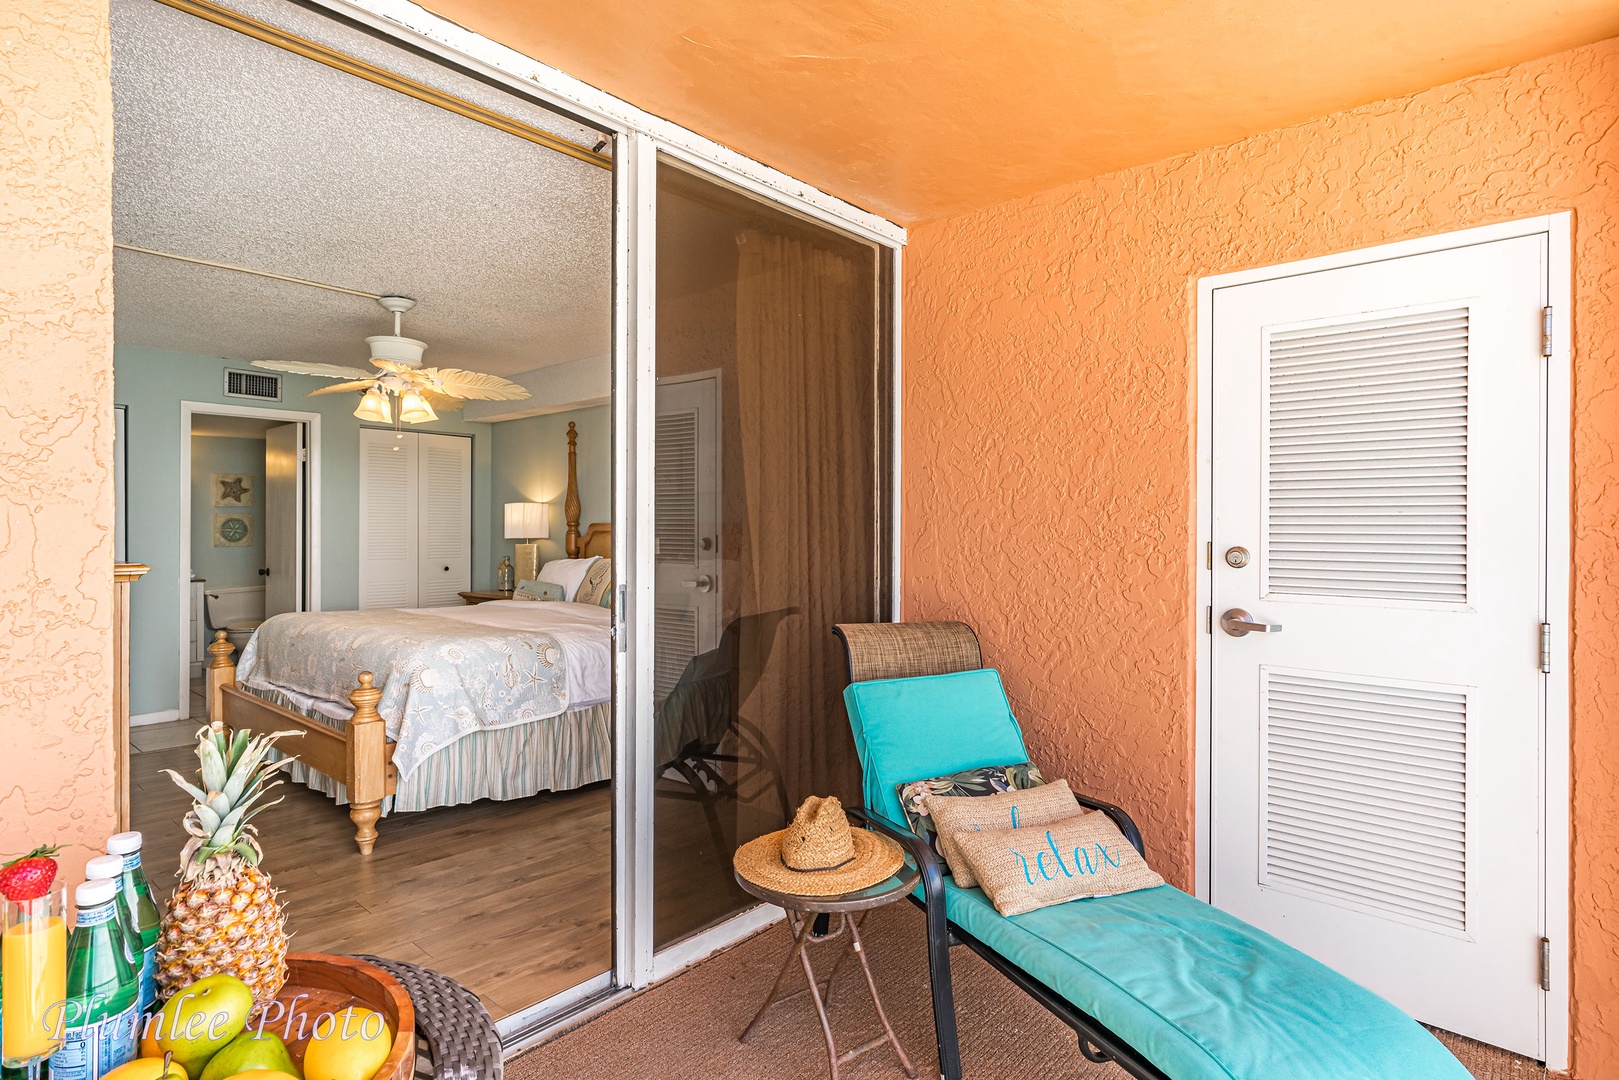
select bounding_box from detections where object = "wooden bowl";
[258,953,416,1080]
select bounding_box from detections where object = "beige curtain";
[732,229,875,809]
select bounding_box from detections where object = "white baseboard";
[130,709,181,727]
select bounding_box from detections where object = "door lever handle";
[681,575,714,593]
[1221,608,1282,637]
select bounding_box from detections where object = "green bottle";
[52,879,139,1080]
[107,831,161,1017]
[85,856,143,997]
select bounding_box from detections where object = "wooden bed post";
[346,672,386,855]
[565,421,582,558]
[206,629,236,724]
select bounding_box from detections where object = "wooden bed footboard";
[206,630,398,854]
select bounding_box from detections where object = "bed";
[206,422,613,854]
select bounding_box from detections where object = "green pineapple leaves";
[165,721,304,880]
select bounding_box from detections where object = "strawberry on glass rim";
[0,846,61,902]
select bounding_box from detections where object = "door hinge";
[1206,541,1213,571]
[299,448,309,462]
[1206,606,1213,635]
[1540,937,1552,991]
[1542,306,1554,358]
[1539,623,1553,674]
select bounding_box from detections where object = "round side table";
[735,863,921,1080]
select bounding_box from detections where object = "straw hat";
[734,795,905,896]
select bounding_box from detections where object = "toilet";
[204,586,266,654]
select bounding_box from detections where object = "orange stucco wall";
[0,0,117,871]
[904,37,1619,1075]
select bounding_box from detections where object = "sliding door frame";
[290,0,907,1046]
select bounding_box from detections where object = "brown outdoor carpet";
[507,903,1551,1080]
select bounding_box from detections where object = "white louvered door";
[1210,235,1548,1057]
[416,432,472,607]
[358,428,418,609]
[653,374,721,701]
[357,429,471,609]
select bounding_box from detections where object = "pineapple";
[157,721,300,1004]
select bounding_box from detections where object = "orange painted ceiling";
[425,0,1619,224]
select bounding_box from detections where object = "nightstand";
[458,590,514,605]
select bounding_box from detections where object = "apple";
[100,1058,189,1080]
[199,1030,301,1080]
[229,1073,301,1080]
[145,974,255,1078]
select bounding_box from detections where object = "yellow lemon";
[100,1059,189,1080]
[302,1007,392,1080]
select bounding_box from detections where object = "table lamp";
[505,502,549,584]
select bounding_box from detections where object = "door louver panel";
[656,410,699,564]
[654,605,698,700]
[1261,670,1468,931]
[1265,307,1469,603]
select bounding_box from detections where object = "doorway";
[177,403,318,721]
[1197,217,1572,1063]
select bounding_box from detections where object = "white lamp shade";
[505,502,549,540]
[397,388,437,424]
[353,387,391,423]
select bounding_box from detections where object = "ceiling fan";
[252,296,529,424]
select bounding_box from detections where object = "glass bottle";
[498,556,514,592]
[53,880,138,1080]
[106,832,160,1017]
[83,857,143,1013]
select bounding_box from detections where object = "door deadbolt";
[1224,546,1251,569]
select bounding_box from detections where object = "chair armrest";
[845,806,947,910]
[1071,791,1146,858]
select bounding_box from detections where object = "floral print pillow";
[896,762,1046,867]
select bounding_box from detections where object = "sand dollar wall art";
[214,512,253,547]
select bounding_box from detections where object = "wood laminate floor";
[132,697,768,1021]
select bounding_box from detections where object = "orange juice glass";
[2,886,68,1074]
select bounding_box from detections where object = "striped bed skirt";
[249,688,612,815]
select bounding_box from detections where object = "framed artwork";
[214,512,253,547]
[213,472,254,507]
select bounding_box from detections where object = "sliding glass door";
[649,160,894,949]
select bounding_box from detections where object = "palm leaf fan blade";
[421,390,465,413]
[307,379,381,396]
[425,368,530,401]
[251,360,373,380]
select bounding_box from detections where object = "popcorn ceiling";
[111,0,611,375]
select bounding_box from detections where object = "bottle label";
[74,903,116,929]
[138,944,158,1016]
[119,852,142,872]
[53,1004,138,1080]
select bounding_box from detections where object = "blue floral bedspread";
[236,609,570,778]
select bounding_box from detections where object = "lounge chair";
[832,621,1471,1080]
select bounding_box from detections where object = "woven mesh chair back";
[832,621,983,684]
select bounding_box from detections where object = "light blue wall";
[490,405,611,573]
[116,345,494,716]
[191,435,265,590]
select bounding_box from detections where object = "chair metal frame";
[832,623,1171,1080]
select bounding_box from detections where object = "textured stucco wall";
[904,38,1618,1074]
[0,0,116,870]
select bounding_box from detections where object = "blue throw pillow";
[514,578,565,601]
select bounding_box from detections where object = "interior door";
[358,427,419,608]
[416,432,472,608]
[653,374,721,701]
[263,422,304,617]
[1210,235,1548,1056]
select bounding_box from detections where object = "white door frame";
[177,401,323,719]
[1193,213,1572,1070]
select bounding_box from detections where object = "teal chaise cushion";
[844,669,1471,1080]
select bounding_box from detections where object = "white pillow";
[536,556,600,602]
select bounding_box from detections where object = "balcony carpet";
[507,901,1549,1080]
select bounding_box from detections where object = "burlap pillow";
[951,812,1165,916]
[921,780,1081,889]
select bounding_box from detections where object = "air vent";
[225,369,282,402]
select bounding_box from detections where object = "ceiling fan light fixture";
[397,388,437,424]
[365,333,428,368]
[354,386,392,423]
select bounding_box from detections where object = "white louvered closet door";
[653,375,721,702]
[416,432,472,607]
[1210,235,1548,1057]
[358,428,419,609]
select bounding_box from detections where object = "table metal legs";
[740,911,917,1080]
